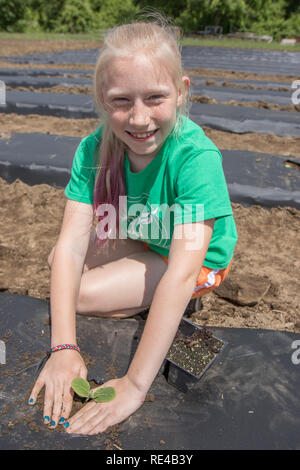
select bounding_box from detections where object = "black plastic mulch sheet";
[182,46,300,76]
[1,46,299,76]
[2,90,95,119]
[0,132,78,188]
[1,75,92,89]
[1,133,299,209]
[0,67,93,78]
[221,149,300,208]
[189,102,300,137]
[0,293,300,450]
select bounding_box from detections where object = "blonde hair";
[92,18,189,250]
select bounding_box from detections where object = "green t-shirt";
[64,116,238,269]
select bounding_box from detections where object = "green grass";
[182,36,300,51]
[0,32,103,41]
[0,31,299,51]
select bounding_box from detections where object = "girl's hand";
[29,350,87,428]
[64,375,146,435]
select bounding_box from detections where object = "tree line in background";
[0,0,300,41]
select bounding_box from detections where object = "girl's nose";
[129,102,150,127]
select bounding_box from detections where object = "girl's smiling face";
[101,53,189,161]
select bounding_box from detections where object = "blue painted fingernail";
[44,416,50,423]
[59,417,65,424]
[64,422,69,429]
[29,398,34,404]
[50,420,56,427]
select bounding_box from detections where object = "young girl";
[29,19,237,435]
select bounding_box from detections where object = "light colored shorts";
[143,242,232,299]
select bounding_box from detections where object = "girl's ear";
[177,76,190,107]
[99,88,109,112]
[99,89,104,104]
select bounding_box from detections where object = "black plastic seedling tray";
[164,317,227,393]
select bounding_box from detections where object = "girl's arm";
[30,199,94,426]
[50,199,93,344]
[127,219,215,393]
[65,219,214,435]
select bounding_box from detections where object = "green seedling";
[71,378,116,403]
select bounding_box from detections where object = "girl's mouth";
[126,129,158,142]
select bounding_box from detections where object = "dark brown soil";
[186,67,299,84]
[191,78,292,93]
[0,61,95,70]
[167,327,224,376]
[6,84,93,95]
[191,94,300,113]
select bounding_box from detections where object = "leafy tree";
[96,0,138,29]
[282,0,299,16]
[0,0,299,38]
[175,0,299,38]
[281,10,300,37]
[0,0,28,31]
[37,0,67,31]
[133,0,186,19]
[13,6,42,33]
[90,0,103,12]
[55,0,96,33]
[244,0,291,40]
[176,0,247,34]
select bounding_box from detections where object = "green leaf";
[71,378,90,398]
[91,386,116,403]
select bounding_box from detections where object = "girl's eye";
[148,95,163,101]
[111,98,131,108]
[114,98,129,103]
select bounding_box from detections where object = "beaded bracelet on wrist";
[50,344,80,353]
[38,344,81,374]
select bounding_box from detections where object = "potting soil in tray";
[166,327,224,377]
